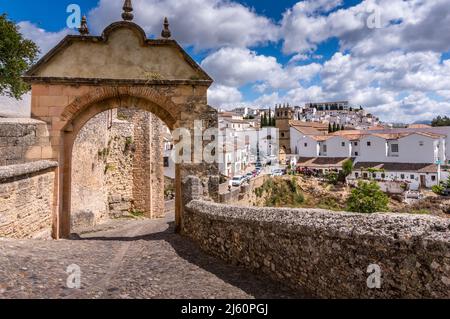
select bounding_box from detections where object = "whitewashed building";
[290,126,450,189]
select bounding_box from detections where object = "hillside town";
[205,102,449,195]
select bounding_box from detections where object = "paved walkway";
[0,212,303,299]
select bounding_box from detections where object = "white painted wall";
[351,141,360,157]
[358,135,388,162]
[350,170,441,189]
[290,128,319,157]
[325,136,352,157]
[394,134,439,164]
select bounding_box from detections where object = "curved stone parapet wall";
[184,200,450,298]
[0,160,57,239]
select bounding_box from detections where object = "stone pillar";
[125,110,165,218]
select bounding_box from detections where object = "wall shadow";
[74,220,310,299]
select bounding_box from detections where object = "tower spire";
[161,17,172,38]
[122,0,134,21]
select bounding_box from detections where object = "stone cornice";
[23,76,213,86]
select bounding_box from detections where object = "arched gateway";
[23,2,219,239]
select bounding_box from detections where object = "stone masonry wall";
[184,199,450,298]
[71,108,165,228]
[119,109,165,218]
[71,111,111,228]
[105,112,134,218]
[0,118,52,166]
[0,161,57,239]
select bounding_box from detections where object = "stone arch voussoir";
[60,86,181,129]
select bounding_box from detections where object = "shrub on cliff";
[347,181,389,214]
[255,177,304,207]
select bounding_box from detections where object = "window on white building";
[341,142,345,147]
[391,144,399,153]
[431,175,436,181]
[410,175,415,180]
[401,174,405,179]
[419,141,424,146]
[367,141,371,146]
[304,143,308,147]
[355,152,359,156]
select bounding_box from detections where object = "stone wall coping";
[0,118,47,125]
[186,200,450,244]
[0,160,58,182]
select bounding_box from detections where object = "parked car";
[231,175,245,187]
[245,172,253,181]
[271,169,285,177]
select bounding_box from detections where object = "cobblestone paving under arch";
[0,212,305,299]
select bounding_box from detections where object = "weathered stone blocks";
[184,200,450,299]
[0,161,57,239]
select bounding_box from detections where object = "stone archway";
[24,12,219,239]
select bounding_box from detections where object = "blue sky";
[1,0,450,123]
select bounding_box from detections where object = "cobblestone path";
[0,211,304,299]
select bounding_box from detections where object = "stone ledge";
[184,200,450,298]
[0,118,47,125]
[0,160,58,182]
[186,200,450,243]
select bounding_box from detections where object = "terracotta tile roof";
[370,132,444,140]
[296,157,353,168]
[408,124,432,129]
[290,120,329,128]
[354,162,438,173]
[371,133,411,140]
[291,126,324,136]
[219,112,238,117]
[413,132,445,139]
[310,135,331,141]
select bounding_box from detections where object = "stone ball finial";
[78,16,89,35]
[161,17,172,39]
[122,0,134,21]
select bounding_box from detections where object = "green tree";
[431,116,450,127]
[261,113,267,127]
[342,159,353,177]
[347,181,389,214]
[268,108,272,127]
[341,124,345,131]
[0,14,39,99]
[328,123,332,133]
[332,122,337,132]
